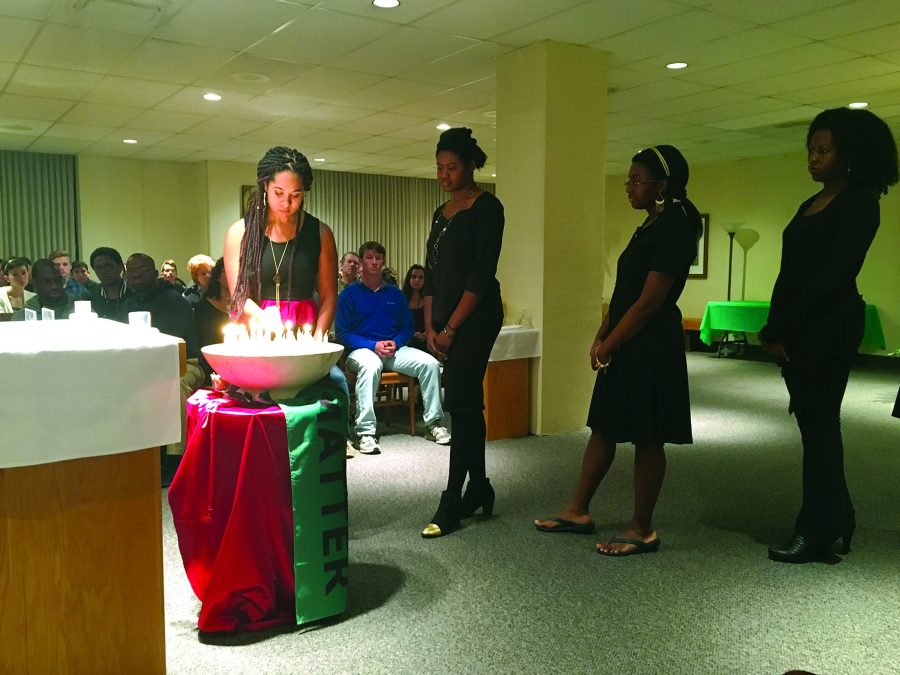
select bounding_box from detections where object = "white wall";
[79,155,208,276]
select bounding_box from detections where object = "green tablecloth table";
[699,301,886,350]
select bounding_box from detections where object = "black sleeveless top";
[259,213,321,301]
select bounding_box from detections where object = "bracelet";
[442,325,456,338]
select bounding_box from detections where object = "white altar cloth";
[489,326,541,362]
[0,319,181,468]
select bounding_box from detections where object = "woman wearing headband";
[535,145,702,556]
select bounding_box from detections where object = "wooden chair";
[345,368,418,436]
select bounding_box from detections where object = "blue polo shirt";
[335,281,413,352]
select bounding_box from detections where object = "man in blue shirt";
[336,241,450,455]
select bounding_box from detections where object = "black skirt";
[586,323,692,445]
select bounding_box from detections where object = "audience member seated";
[337,251,359,292]
[71,260,99,292]
[160,258,186,289]
[194,257,231,384]
[24,258,76,319]
[88,246,133,319]
[0,257,35,319]
[118,253,204,456]
[381,266,398,286]
[336,241,451,455]
[48,249,89,299]
[402,264,427,351]
[183,254,215,307]
[0,260,8,287]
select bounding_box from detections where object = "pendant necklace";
[431,188,476,268]
[268,212,304,306]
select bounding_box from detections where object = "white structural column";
[496,41,609,434]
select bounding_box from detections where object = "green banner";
[279,380,349,626]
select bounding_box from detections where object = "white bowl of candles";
[202,318,343,400]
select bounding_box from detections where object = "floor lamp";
[735,228,760,301]
[722,222,742,301]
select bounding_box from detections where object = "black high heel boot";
[768,533,831,564]
[422,490,462,538]
[460,478,495,518]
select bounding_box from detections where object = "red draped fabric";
[168,390,295,633]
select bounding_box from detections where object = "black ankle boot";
[422,490,461,538]
[839,512,856,555]
[460,478,495,518]
[768,534,832,564]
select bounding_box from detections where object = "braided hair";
[632,144,703,241]
[231,146,313,319]
[435,127,487,169]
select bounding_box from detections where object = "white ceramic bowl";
[201,342,344,400]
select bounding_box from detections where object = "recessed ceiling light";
[666,62,688,70]
[848,101,868,109]
[372,0,399,7]
[313,157,326,162]
[203,92,222,102]
[491,173,496,177]
[436,123,451,130]
[123,138,138,144]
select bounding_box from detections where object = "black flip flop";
[596,536,661,556]
[534,517,596,534]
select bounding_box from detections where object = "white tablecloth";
[489,326,541,362]
[0,319,181,468]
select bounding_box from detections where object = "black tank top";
[259,213,321,301]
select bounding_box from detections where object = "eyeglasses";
[623,178,656,188]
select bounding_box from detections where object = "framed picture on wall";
[689,213,710,279]
[240,185,257,218]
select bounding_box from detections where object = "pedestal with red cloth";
[169,383,348,633]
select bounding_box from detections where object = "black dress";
[587,204,697,444]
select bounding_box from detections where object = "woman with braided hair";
[224,146,338,338]
[535,145,701,556]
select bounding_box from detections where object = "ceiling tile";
[155,133,224,150]
[113,39,235,84]
[333,26,480,78]
[400,41,513,89]
[0,94,73,121]
[192,54,314,95]
[679,43,861,87]
[771,0,900,40]
[182,116,267,138]
[392,87,494,118]
[130,146,196,162]
[7,64,103,100]
[608,79,713,113]
[278,103,375,128]
[0,16,42,62]
[703,0,847,24]
[0,117,52,137]
[0,1,56,21]
[42,122,115,141]
[825,22,900,55]
[61,102,143,127]
[216,95,313,123]
[248,6,395,65]
[23,22,143,74]
[517,0,687,47]
[331,135,411,154]
[46,0,190,35]
[332,111,431,136]
[26,136,93,154]
[315,0,450,24]
[154,87,253,115]
[669,97,800,126]
[732,57,899,97]
[81,76,182,107]
[152,0,306,51]
[300,129,369,147]
[0,61,14,90]
[712,105,822,131]
[100,127,173,145]
[126,109,209,133]
[0,132,35,150]
[414,0,587,42]
[80,141,141,158]
[267,67,384,103]
[331,78,445,111]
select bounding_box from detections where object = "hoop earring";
[655,192,666,213]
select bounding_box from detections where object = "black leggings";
[439,309,502,494]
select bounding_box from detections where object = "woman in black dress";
[194,257,231,384]
[535,145,701,556]
[760,108,898,563]
[421,128,504,538]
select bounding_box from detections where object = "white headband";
[649,146,670,177]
